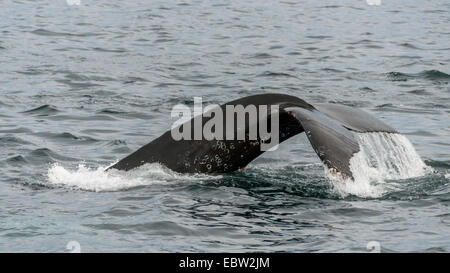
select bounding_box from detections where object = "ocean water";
[0,0,449,252]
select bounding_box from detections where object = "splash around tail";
[327,132,432,198]
[47,162,219,192]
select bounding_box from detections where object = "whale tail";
[108,94,397,179]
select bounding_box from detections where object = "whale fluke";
[108,94,397,179]
[314,103,397,133]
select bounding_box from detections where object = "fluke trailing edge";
[108,93,397,179]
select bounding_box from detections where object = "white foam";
[47,163,218,192]
[329,132,431,198]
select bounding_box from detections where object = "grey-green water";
[0,0,449,252]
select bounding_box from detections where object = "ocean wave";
[386,70,450,82]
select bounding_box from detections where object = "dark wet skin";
[108,93,396,179]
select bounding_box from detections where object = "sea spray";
[47,163,219,192]
[329,132,431,198]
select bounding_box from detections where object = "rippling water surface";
[0,0,449,252]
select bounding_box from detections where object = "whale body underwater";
[108,93,397,179]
